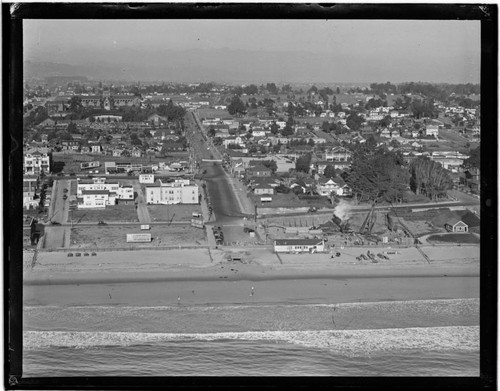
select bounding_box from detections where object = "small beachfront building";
[274,238,325,253]
[444,218,468,233]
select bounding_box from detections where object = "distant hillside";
[23,61,123,81]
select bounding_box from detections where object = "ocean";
[24,338,479,377]
[23,299,480,377]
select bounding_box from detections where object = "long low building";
[274,238,325,253]
[145,179,199,205]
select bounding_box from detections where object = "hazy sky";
[24,19,481,83]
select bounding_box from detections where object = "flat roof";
[274,239,324,246]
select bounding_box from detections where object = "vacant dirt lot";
[71,205,139,223]
[148,204,203,222]
[70,224,206,249]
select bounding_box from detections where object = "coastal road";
[185,110,251,221]
[44,179,72,249]
[24,275,479,307]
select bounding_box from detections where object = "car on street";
[51,221,61,225]
[63,195,68,200]
[63,188,68,193]
[98,221,107,225]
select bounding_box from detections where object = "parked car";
[91,252,97,256]
[67,253,74,257]
[63,188,68,193]
[83,253,90,256]
[51,221,61,226]
[75,253,81,257]
[63,195,68,200]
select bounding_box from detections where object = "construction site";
[260,202,480,250]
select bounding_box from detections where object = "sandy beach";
[23,244,479,285]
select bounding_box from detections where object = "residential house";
[61,140,80,151]
[316,177,351,197]
[325,146,352,162]
[245,165,272,178]
[254,184,275,195]
[90,144,102,154]
[425,125,439,137]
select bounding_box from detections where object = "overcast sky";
[24,19,481,83]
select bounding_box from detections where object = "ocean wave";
[24,297,479,312]
[24,326,479,356]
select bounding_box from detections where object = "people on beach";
[251,286,254,297]
[177,296,181,305]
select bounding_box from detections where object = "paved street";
[132,182,151,223]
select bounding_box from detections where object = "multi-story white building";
[24,148,51,174]
[76,177,133,208]
[77,177,119,196]
[145,179,199,205]
[78,190,116,208]
[23,175,39,209]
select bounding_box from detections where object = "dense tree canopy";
[227,95,246,116]
[346,112,363,131]
[409,157,452,200]
[345,149,409,203]
[295,153,312,173]
[464,146,480,169]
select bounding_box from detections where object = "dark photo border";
[4,3,497,390]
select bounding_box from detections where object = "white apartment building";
[24,148,51,174]
[77,177,119,196]
[23,175,39,209]
[79,190,116,208]
[145,179,199,205]
[76,177,133,208]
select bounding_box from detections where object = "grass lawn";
[71,204,139,223]
[148,204,203,222]
[427,233,480,244]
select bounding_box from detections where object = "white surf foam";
[24,326,479,356]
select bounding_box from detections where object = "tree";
[208,127,216,138]
[346,113,363,131]
[409,157,452,200]
[270,122,279,135]
[67,122,77,133]
[266,83,278,95]
[227,95,246,116]
[295,153,312,173]
[68,96,83,112]
[308,138,315,147]
[465,146,480,169]
[262,160,277,174]
[323,164,336,178]
[346,149,409,203]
